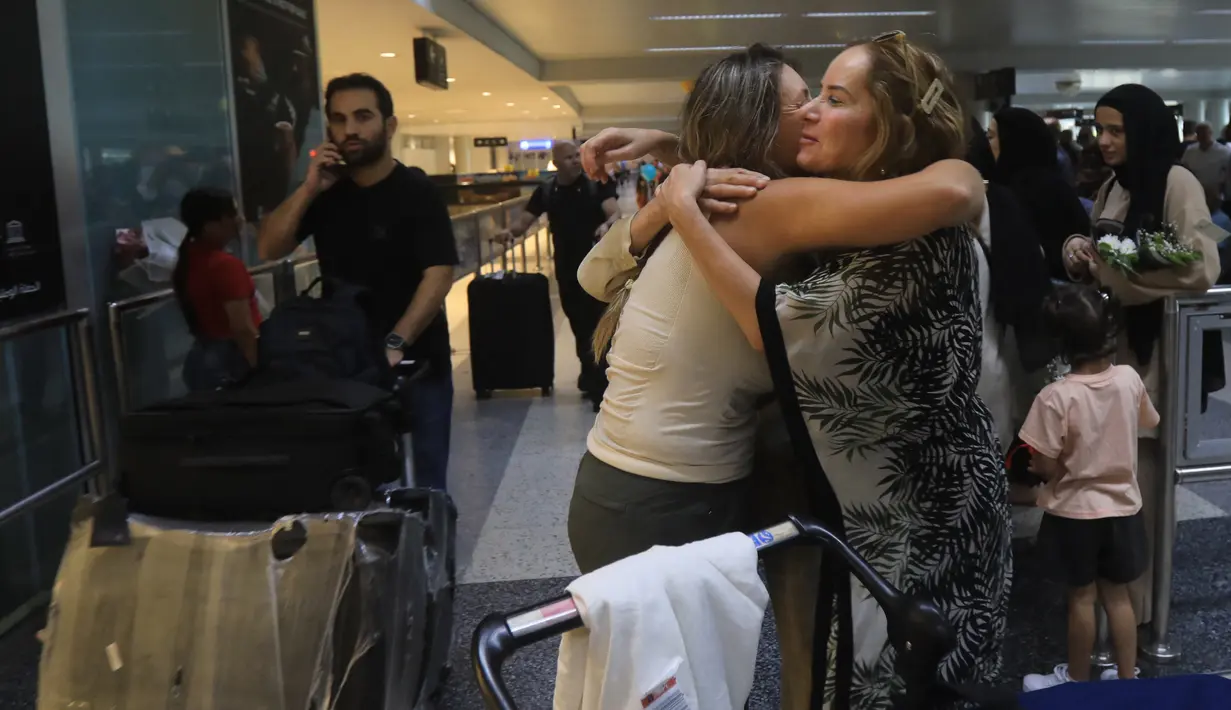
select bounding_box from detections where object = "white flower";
[1115,239,1138,256]
[1097,235,1122,250]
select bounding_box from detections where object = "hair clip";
[920,78,945,115]
[873,30,905,43]
[1099,290,1111,302]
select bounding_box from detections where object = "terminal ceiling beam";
[542,44,1231,85]
[411,0,541,80]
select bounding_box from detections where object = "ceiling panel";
[567,81,689,105]
[469,0,1231,59]
[316,0,576,128]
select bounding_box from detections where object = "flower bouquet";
[1136,222,1203,271]
[1095,223,1202,275]
[1096,235,1139,274]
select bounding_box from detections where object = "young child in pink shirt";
[1020,284,1159,692]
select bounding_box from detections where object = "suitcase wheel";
[330,475,373,511]
[540,386,552,397]
[476,390,493,400]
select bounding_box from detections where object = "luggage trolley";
[471,515,962,710]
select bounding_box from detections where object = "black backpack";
[255,278,385,385]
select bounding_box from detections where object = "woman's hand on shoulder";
[661,162,709,223]
[699,168,769,215]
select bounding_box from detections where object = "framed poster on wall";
[226,0,321,225]
[0,0,67,323]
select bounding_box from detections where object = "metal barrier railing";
[105,195,546,413]
[0,309,104,527]
[1144,287,1231,662]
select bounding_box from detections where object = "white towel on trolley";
[553,532,768,710]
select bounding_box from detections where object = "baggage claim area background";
[5,236,1231,707]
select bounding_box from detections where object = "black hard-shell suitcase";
[467,250,555,399]
[118,379,403,521]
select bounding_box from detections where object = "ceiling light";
[541,96,549,100]
[1079,39,1166,45]
[407,114,415,118]
[646,45,743,53]
[782,43,845,49]
[482,91,491,96]
[506,102,515,107]
[650,13,785,21]
[552,104,561,108]
[1174,37,1231,44]
[803,10,935,17]
[446,78,456,83]
[380,52,396,58]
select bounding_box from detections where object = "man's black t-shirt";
[525,176,616,271]
[297,163,459,368]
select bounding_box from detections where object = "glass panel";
[64,0,237,407]
[0,328,83,624]
[120,302,192,410]
[1181,313,1231,463]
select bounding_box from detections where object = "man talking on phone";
[258,73,458,491]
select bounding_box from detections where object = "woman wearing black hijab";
[988,107,1091,280]
[1063,83,1225,635]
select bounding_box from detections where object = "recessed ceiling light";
[646,45,743,53]
[506,102,515,107]
[552,104,561,108]
[407,114,415,118]
[541,96,549,100]
[1174,37,1231,44]
[650,13,785,20]
[446,77,456,83]
[380,52,396,58]
[803,10,935,17]
[1079,39,1166,45]
[482,91,491,96]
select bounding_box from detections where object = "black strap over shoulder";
[754,280,854,710]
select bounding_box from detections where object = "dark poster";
[227,0,321,223]
[0,0,67,323]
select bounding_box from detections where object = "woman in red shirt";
[172,188,261,391]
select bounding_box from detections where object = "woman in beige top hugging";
[1063,83,1225,626]
[566,43,986,575]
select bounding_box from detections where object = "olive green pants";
[567,452,751,574]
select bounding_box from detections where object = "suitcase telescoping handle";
[471,515,958,710]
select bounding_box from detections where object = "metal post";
[73,319,106,496]
[535,222,543,272]
[108,303,129,415]
[1142,295,1181,662]
[519,233,529,273]
[1092,606,1113,667]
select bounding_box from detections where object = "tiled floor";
[4,241,1231,708]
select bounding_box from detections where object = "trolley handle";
[471,516,958,710]
[471,520,794,709]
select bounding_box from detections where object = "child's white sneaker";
[1099,666,1140,681]
[1023,664,1074,691]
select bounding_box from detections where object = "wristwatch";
[384,333,407,352]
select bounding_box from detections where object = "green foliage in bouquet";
[1137,222,1202,270]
